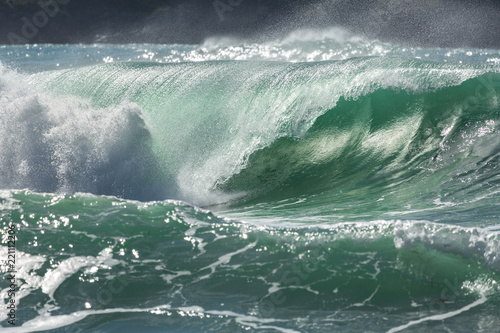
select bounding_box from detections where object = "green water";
[0,39,500,332]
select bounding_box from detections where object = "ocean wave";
[219,74,500,211]
[1,57,499,211]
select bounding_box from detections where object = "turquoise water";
[1,29,500,332]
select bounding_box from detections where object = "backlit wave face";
[1,37,499,211]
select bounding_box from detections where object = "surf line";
[386,295,488,333]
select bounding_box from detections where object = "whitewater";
[1,28,500,332]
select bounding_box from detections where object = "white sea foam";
[0,63,163,201]
[387,277,497,333]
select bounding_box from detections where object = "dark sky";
[1,0,500,48]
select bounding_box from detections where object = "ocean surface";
[1,28,500,332]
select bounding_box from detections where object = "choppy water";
[1,28,500,332]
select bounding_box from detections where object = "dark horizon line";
[1,0,500,49]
